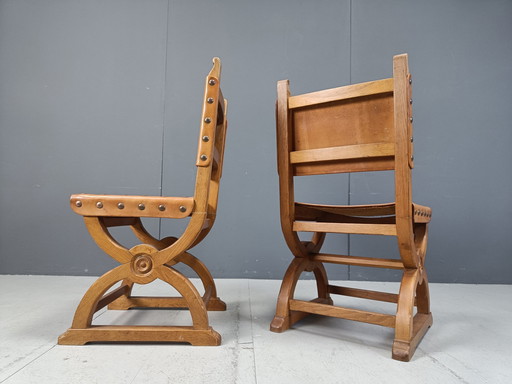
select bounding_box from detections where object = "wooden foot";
[270,315,288,333]
[392,269,433,361]
[205,297,227,311]
[58,326,221,346]
[392,312,433,361]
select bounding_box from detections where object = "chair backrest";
[191,57,228,227]
[277,54,413,210]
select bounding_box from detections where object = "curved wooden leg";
[59,263,220,346]
[58,264,132,344]
[155,265,221,345]
[416,271,431,314]
[172,252,226,311]
[270,257,331,332]
[313,262,333,305]
[392,269,433,361]
[109,251,226,312]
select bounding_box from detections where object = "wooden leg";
[172,252,226,311]
[58,264,221,346]
[270,257,332,332]
[108,252,226,312]
[392,269,433,361]
[313,262,333,305]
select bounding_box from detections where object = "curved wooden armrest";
[70,194,194,219]
[412,203,432,223]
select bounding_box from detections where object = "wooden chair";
[270,54,432,361]
[59,57,228,346]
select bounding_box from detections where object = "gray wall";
[0,0,511,283]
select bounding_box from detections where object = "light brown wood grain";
[271,53,433,361]
[290,142,395,164]
[289,78,393,109]
[70,194,194,218]
[59,57,228,346]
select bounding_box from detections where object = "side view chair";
[270,54,432,361]
[59,57,228,346]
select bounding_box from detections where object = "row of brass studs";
[199,78,217,162]
[75,200,187,213]
[409,76,414,162]
[414,209,431,218]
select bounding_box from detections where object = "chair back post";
[154,58,227,262]
[193,58,221,210]
[187,57,228,247]
[276,79,309,258]
[393,53,418,268]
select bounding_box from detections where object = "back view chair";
[270,54,432,361]
[59,58,228,346]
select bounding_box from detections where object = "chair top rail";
[289,78,393,109]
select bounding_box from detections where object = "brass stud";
[138,203,145,210]
[411,155,414,162]
[208,79,216,86]
[409,78,412,84]
[117,202,125,209]
[158,204,166,211]
[200,154,208,161]
[202,135,210,142]
[207,97,214,104]
[96,202,103,209]
[179,205,187,213]
[204,117,212,124]
[410,136,414,143]
[409,98,413,104]
[75,201,82,208]
[410,117,413,123]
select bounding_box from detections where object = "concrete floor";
[1,275,511,383]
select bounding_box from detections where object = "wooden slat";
[312,253,404,270]
[95,284,131,312]
[289,297,333,325]
[289,78,394,109]
[296,202,396,217]
[113,296,189,308]
[293,221,397,236]
[289,299,396,328]
[290,142,394,164]
[328,285,400,303]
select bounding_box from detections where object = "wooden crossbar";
[289,299,396,328]
[293,221,397,236]
[289,78,394,109]
[328,285,400,303]
[290,143,394,165]
[296,202,396,217]
[95,284,131,312]
[312,253,404,270]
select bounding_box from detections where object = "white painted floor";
[1,275,511,383]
